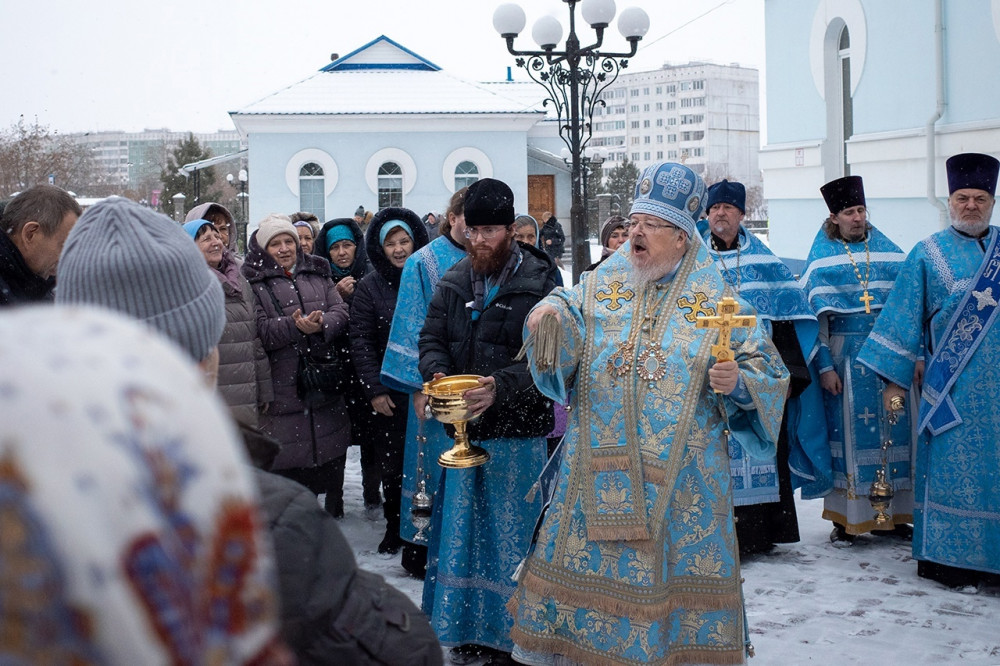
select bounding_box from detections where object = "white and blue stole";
[919,232,1000,435]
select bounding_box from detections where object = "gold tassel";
[516,310,563,371]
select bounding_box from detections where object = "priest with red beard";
[416,177,558,664]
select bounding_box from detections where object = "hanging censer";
[410,414,433,542]
[868,395,905,527]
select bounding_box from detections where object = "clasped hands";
[292,308,323,334]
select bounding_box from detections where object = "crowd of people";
[0,151,997,665]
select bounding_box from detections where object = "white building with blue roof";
[231,35,570,233]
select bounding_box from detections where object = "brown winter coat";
[242,230,351,471]
[213,250,273,427]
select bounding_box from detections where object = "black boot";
[323,455,346,519]
[378,476,403,555]
[401,542,428,578]
[829,523,855,548]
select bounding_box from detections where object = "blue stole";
[919,232,1000,435]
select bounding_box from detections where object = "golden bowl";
[423,374,490,468]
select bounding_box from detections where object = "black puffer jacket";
[254,469,443,665]
[350,208,429,402]
[419,242,557,440]
[0,231,54,306]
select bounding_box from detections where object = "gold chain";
[607,283,670,377]
[711,236,741,293]
[839,234,871,291]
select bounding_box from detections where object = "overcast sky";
[1,0,764,135]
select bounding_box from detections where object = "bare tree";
[0,117,97,197]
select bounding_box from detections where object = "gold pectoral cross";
[696,297,757,392]
[859,290,874,314]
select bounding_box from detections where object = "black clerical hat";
[946,153,999,196]
[820,176,866,215]
[464,178,515,227]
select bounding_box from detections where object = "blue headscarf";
[379,219,413,246]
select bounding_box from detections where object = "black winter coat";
[0,231,54,306]
[254,470,443,665]
[539,216,566,260]
[350,208,429,402]
[419,242,557,440]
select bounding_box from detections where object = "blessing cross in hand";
[696,296,757,363]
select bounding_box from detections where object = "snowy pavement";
[336,447,1000,665]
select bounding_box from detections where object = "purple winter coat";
[242,230,351,471]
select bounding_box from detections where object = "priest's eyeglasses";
[464,226,507,240]
[630,218,682,234]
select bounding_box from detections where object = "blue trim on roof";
[328,63,435,71]
[321,35,441,72]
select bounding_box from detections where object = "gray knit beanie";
[56,197,225,362]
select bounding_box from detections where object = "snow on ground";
[336,446,1000,665]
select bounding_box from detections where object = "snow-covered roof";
[232,35,550,118]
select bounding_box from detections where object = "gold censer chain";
[840,235,874,313]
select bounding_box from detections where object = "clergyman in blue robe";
[510,163,789,666]
[698,178,825,556]
[800,175,913,547]
[858,152,1000,589]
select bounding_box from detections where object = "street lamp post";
[561,145,606,243]
[493,0,649,283]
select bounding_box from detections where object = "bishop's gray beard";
[950,212,991,237]
[629,254,676,286]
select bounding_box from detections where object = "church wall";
[763,0,1000,260]
[245,127,530,233]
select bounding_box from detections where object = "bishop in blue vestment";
[510,163,789,666]
[859,153,1000,589]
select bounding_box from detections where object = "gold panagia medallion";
[636,347,668,381]
[607,341,635,377]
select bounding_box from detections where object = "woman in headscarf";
[314,216,383,517]
[350,207,429,554]
[186,201,239,255]
[292,220,316,255]
[242,214,351,517]
[584,214,629,272]
[183,218,273,428]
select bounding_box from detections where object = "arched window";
[454,160,479,190]
[823,22,854,180]
[299,162,325,220]
[378,162,403,208]
[838,27,853,176]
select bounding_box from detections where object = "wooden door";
[528,175,555,222]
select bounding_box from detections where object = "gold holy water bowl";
[423,374,491,469]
